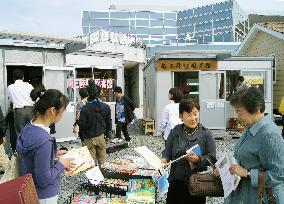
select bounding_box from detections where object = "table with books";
[62,147,163,204]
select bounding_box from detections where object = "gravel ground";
[58,121,237,204]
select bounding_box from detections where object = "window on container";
[90,12,109,19]
[242,71,267,100]
[110,11,129,19]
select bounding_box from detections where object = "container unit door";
[199,71,226,129]
[241,70,272,118]
[43,67,76,142]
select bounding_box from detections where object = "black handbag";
[188,157,224,197]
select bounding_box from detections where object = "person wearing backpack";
[79,80,112,167]
[278,96,284,138]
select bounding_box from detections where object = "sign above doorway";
[156,60,217,71]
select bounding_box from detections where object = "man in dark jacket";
[0,106,9,172]
[114,86,135,141]
[79,80,112,167]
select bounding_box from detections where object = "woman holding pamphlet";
[17,89,76,204]
[161,98,216,204]
[223,87,284,204]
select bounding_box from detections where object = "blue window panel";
[214,27,232,33]
[197,37,204,44]
[90,27,96,32]
[204,35,212,43]
[194,6,212,16]
[135,27,150,34]
[82,18,90,27]
[150,28,164,35]
[213,18,233,29]
[83,11,89,19]
[90,12,109,19]
[83,27,90,34]
[110,12,129,19]
[164,27,177,34]
[150,40,163,45]
[213,1,233,12]
[223,32,233,42]
[110,20,129,26]
[212,11,232,20]
[150,12,163,19]
[214,34,224,42]
[143,39,150,44]
[90,19,109,27]
[187,26,194,33]
[164,20,177,27]
[137,34,149,39]
[130,20,135,26]
[165,35,177,40]
[130,12,135,18]
[136,12,150,19]
[150,20,163,27]
[164,13,176,20]
[136,20,149,27]
[112,27,130,33]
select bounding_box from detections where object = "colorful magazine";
[62,146,95,176]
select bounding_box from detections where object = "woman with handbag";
[16,89,76,204]
[224,87,284,204]
[161,98,217,204]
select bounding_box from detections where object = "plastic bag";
[0,153,20,184]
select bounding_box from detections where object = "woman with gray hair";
[225,87,284,204]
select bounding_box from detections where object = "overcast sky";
[0,0,283,37]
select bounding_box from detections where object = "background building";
[82,6,178,45]
[236,22,284,111]
[177,0,248,43]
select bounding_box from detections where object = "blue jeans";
[39,195,58,204]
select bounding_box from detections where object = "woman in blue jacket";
[17,89,75,204]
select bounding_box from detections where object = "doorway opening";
[6,65,43,87]
[174,71,199,99]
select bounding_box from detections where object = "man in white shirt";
[8,69,34,135]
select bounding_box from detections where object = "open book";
[62,146,95,176]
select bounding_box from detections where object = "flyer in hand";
[62,146,95,176]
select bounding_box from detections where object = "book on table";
[62,146,95,176]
